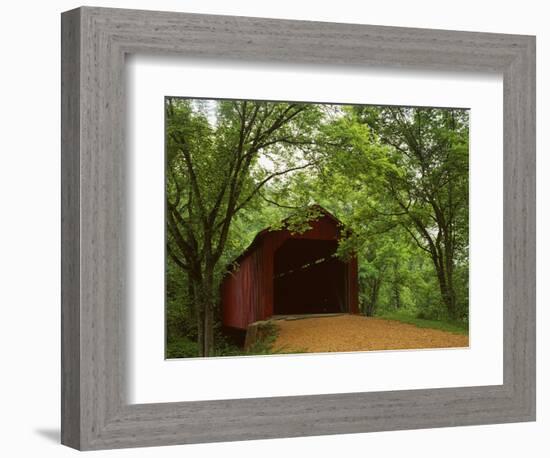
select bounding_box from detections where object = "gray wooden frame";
[61,6,536,451]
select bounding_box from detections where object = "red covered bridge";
[221,206,359,330]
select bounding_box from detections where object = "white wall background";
[0,0,546,456]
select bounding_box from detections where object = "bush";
[166,336,199,358]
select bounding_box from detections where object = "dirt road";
[271,314,468,353]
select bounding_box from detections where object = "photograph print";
[165,97,469,358]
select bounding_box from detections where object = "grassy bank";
[376,311,469,336]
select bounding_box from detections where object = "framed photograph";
[61,6,535,450]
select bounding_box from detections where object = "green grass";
[376,311,469,336]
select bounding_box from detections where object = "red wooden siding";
[222,210,359,330]
[221,247,266,330]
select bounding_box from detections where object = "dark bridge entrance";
[273,239,348,315]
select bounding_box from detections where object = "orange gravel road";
[272,314,468,353]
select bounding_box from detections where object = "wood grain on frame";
[61,6,536,450]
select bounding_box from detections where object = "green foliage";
[166,257,197,341]
[166,321,280,358]
[242,322,281,355]
[376,311,469,336]
[166,336,199,359]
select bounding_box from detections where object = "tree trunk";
[193,266,217,357]
[392,261,401,309]
[432,255,457,320]
[393,284,401,309]
[204,303,214,356]
[365,278,381,317]
[443,268,457,320]
[196,305,205,357]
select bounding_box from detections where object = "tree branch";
[232,161,318,217]
[258,190,305,210]
[170,131,208,226]
[166,242,190,270]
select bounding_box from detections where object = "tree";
[165,98,323,356]
[356,107,469,320]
